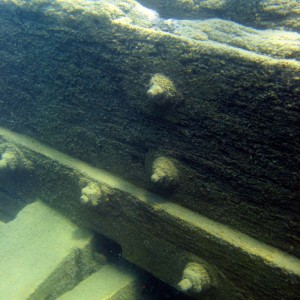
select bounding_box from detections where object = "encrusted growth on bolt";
[178,262,211,294]
[0,143,33,171]
[80,181,112,207]
[151,156,179,189]
[147,73,180,107]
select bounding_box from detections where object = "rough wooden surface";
[139,0,300,32]
[0,129,299,300]
[0,201,105,300]
[58,265,141,300]
[0,0,299,259]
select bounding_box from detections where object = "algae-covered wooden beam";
[0,128,299,300]
[138,0,300,31]
[58,265,142,300]
[0,0,299,260]
[0,200,105,300]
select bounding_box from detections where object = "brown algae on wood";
[0,128,299,299]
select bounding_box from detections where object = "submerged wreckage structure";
[0,0,299,299]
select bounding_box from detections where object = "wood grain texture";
[0,0,299,259]
[0,129,299,299]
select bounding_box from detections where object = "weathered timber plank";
[0,201,105,300]
[58,265,141,300]
[0,0,299,259]
[138,0,300,31]
[0,128,299,300]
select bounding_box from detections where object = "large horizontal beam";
[0,127,299,299]
[0,0,299,258]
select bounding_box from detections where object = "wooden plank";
[0,0,299,258]
[0,201,105,300]
[0,128,299,299]
[58,265,141,300]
